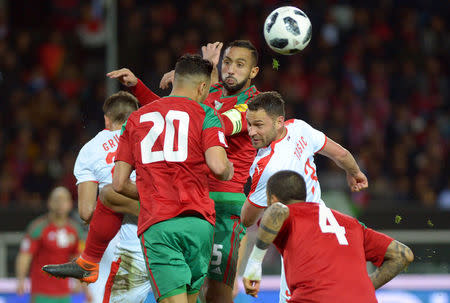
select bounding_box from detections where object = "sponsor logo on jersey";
[214,100,223,110]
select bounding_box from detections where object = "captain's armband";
[222,104,248,135]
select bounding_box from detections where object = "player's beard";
[223,77,248,94]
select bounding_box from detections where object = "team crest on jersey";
[214,100,223,110]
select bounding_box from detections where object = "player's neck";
[223,83,251,97]
[109,123,122,131]
[170,88,200,103]
[275,126,287,141]
[48,213,68,227]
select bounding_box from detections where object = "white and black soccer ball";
[263,6,312,55]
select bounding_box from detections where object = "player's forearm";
[369,241,414,289]
[15,253,32,281]
[211,66,219,85]
[114,179,139,200]
[131,79,160,106]
[256,202,289,249]
[100,184,139,216]
[330,148,360,176]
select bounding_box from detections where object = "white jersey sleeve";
[74,145,98,184]
[297,120,327,153]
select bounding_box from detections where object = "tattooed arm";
[243,202,290,297]
[370,240,414,289]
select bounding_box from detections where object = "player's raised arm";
[318,137,368,192]
[107,68,160,106]
[202,41,223,84]
[243,202,290,297]
[369,240,414,289]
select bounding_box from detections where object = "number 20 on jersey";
[140,110,189,164]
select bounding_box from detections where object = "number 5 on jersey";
[318,204,348,245]
[140,110,189,164]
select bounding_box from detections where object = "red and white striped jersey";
[248,119,327,208]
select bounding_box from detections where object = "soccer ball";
[263,6,312,55]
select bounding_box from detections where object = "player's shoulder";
[26,215,50,239]
[81,129,115,150]
[209,82,225,93]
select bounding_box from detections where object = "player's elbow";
[241,216,255,228]
[403,245,414,264]
[78,204,94,223]
[209,160,233,181]
[112,178,125,195]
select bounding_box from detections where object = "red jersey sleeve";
[20,235,40,255]
[130,79,160,106]
[200,104,228,151]
[273,216,291,252]
[116,118,135,166]
[363,226,394,267]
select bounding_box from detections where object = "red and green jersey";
[204,82,259,193]
[131,79,259,194]
[116,96,228,235]
[20,215,82,296]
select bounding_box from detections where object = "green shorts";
[32,295,70,303]
[140,216,214,302]
[207,192,247,287]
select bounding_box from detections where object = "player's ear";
[104,115,111,130]
[249,66,259,79]
[276,115,285,128]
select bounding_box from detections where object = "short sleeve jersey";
[273,203,393,303]
[20,216,82,296]
[248,119,327,208]
[74,129,121,189]
[204,83,259,193]
[116,96,228,235]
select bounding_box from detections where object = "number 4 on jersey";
[318,204,348,245]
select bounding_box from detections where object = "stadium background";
[0,0,448,302]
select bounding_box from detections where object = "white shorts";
[279,256,292,303]
[88,233,120,303]
[103,248,151,303]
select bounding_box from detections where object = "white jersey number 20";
[140,110,189,164]
[318,204,348,245]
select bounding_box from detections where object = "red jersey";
[132,80,259,194]
[116,96,228,235]
[20,215,82,296]
[204,82,259,193]
[273,203,393,303]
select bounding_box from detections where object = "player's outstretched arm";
[318,137,368,192]
[202,42,223,84]
[99,184,139,217]
[205,146,234,181]
[77,181,99,223]
[112,161,139,200]
[243,202,289,298]
[369,240,414,289]
[107,68,160,106]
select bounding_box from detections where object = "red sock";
[81,199,123,263]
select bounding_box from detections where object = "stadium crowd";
[0,0,448,210]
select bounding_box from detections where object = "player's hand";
[160,70,175,89]
[106,68,138,87]
[202,42,223,67]
[347,170,368,192]
[243,277,260,298]
[16,280,26,295]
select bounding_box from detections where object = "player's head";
[47,186,73,217]
[221,40,259,94]
[247,91,285,149]
[173,54,213,103]
[103,91,139,130]
[267,171,306,206]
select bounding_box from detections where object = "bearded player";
[243,170,414,302]
[240,91,368,302]
[107,40,260,302]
